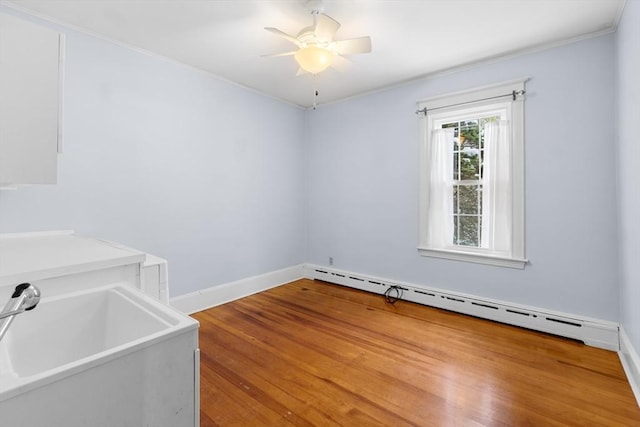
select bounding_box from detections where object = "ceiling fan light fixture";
[294,46,334,74]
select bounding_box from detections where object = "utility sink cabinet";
[0,231,199,427]
[0,12,64,187]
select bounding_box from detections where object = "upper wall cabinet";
[0,12,64,187]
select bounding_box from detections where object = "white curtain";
[481,120,512,253]
[426,128,454,248]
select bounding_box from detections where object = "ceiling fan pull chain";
[312,74,319,110]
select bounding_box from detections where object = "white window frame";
[417,79,528,269]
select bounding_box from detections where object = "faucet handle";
[0,283,41,341]
[12,283,33,298]
[11,283,41,311]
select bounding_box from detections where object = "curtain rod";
[415,90,526,117]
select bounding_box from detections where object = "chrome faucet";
[0,283,41,342]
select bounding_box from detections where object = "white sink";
[0,284,199,427]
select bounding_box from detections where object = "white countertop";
[0,231,146,286]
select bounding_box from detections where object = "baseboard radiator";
[304,264,619,351]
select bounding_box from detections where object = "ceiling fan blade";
[334,36,372,55]
[261,51,298,58]
[314,13,340,41]
[330,54,352,72]
[264,27,300,46]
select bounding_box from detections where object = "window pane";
[460,150,480,179]
[453,152,459,179]
[458,185,479,214]
[453,185,458,213]
[457,216,479,247]
[453,215,459,244]
[460,121,479,149]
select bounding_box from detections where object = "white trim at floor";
[169,264,304,315]
[619,327,640,407]
[170,262,620,352]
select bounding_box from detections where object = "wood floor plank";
[193,279,640,426]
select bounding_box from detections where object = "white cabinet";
[0,12,63,187]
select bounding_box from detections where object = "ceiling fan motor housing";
[297,27,331,48]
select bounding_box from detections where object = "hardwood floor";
[193,279,640,426]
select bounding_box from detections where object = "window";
[417,80,527,268]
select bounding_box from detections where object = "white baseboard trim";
[619,327,640,406]
[304,264,620,351]
[170,264,304,315]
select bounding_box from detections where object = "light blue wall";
[306,34,619,321]
[616,0,640,350]
[0,5,306,296]
[0,4,625,324]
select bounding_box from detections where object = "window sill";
[417,247,527,269]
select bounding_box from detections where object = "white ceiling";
[2,0,625,107]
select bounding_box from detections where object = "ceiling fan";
[263,0,372,75]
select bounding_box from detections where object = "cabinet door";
[0,13,62,186]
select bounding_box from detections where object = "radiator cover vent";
[304,264,619,351]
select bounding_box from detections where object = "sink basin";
[0,284,199,427]
[2,285,178,378]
